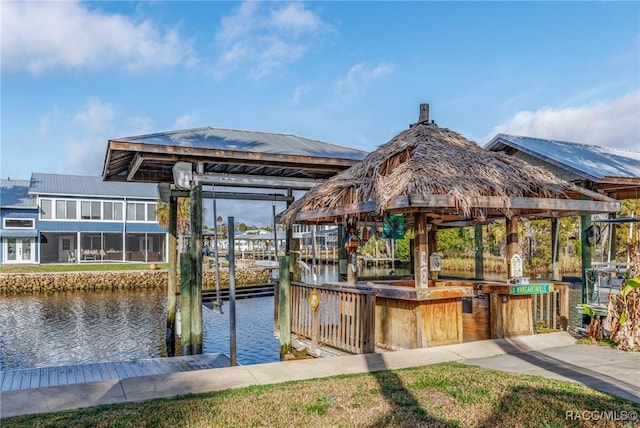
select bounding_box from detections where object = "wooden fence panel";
[286,282,376,354]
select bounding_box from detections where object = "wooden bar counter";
[478,281,554,339]
[440,279,565,339]
[357,280,473,349]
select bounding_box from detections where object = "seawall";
[0,269,270,294]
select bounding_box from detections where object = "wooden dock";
[0,353,231,392]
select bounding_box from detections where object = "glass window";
[4,218,34,228]
[104,202,113,220]
[81,201,91,219]
[81,201,101,220]
[56,200,66,219]
[41,199,52,219]
[147,203,156,222]
[91,201,100,219]
[66,201,77,219]
[113,202,123,220]
[127,202,136,221]
[127,202,150,221]
[54,199,77,219]
[103,202,123,221]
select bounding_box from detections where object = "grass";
[3,362,639,428]
[0,263,169,274]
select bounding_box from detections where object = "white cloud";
[335,62,393,96]
[173,115,197,130]
[483,91,640,151]
[64,98,155,174]
[213,1,325,79]
[2,1,196,74]
[269,2,321,34]
[292,85,310,105]
[73,98,116,135]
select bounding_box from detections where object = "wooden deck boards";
[0,354,231,392]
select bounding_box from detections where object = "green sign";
[512,284,551,295]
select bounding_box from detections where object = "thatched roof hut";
[280,117,619,226]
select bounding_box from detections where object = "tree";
[156,198,191,253]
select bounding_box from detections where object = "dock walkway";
[0,354,230,392]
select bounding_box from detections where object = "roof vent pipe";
[419,103,429,123]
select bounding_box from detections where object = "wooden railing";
[532,283,569,331]
[287,282,376,354]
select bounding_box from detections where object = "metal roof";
[485,134,640,199]
[102,127,367,186]
[0,179,36,209]
[29,173,159,199]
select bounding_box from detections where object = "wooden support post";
[311,301,319,352]
[551,218,560,280]
[427,224,438,281]
[347,250,358,285]
[189,181,203,355]
[414,213,429,288]
[290,231,300,282]
[166,195,178,356]
[506,216,520,277]
[180,253,192,355]
[474,224,484,279]
[279,256,291,359]
[558,283,569,330]
[338,225,348,282]
[428,224,438,258]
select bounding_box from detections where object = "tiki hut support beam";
[414,212,429,288]
[347,250,358,285]
[506,216,520,277]
[551,218,560,280]
[475,224,484,279]
[338,226,348,281]
[428,223,438,278]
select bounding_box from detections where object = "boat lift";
[582,216,638,316]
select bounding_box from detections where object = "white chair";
[67,250,77,263]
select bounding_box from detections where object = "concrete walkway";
[1,332,639,418]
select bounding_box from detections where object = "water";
[0,266,584,371]
[0,290,280,371]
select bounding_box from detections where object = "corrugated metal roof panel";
[29,173,158,199]
[0,179,37,208]
[115,127,367,160]
[485,134,640,181]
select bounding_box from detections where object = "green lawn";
[0,263,169,274]
[3,362,638,428]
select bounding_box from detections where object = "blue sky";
[2,1,639,226]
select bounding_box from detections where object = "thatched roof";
[280,121,619,225]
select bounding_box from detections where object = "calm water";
[0,290,280,371]
[0,266,584,371]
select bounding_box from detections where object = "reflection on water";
[0,290,167,371]
[0,290,281,371]
[202,297,280,365]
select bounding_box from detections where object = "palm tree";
[156,198,191,253]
